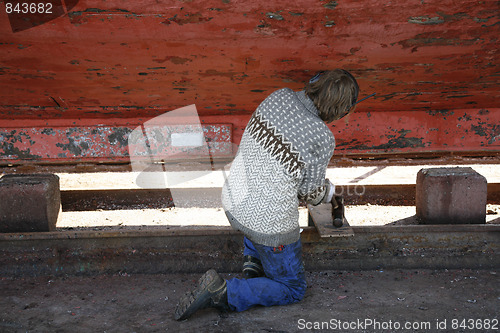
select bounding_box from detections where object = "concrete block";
[416,167,487,224]
[0,174,60,232]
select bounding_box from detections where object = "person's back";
[222,87,335,248]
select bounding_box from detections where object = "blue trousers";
[226,237,307,312]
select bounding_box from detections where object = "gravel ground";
[1,269,498,332]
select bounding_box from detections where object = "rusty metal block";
[416,167,487,224]
[0,174,60,232]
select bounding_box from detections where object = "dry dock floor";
[1,269,499,332]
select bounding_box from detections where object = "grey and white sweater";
[221,88,335,247]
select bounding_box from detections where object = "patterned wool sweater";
[221,88,335,247]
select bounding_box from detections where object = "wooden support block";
[307,203,354,238]
[0,174,60,232]
[416,167,487,224]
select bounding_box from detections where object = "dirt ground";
[1,268,498,333]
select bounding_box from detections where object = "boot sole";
[242,255,265,279]
[242,263,265,278]
[174,269,223,321]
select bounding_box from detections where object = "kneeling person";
[175,69,360,320]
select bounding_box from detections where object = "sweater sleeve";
[297,139,335,205]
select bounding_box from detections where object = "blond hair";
[305,69,359,123]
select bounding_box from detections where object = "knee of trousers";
[285,277,307,302]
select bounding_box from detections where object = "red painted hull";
[0,0,498,164]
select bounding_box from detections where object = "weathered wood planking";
[1,0,498,111]
[0,0,498,163]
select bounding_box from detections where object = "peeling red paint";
[0,109,498,163]
[0,0,498,164]
[0,123,232,162]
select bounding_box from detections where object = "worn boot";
[242,255,264,279]
[174,269,229,321]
